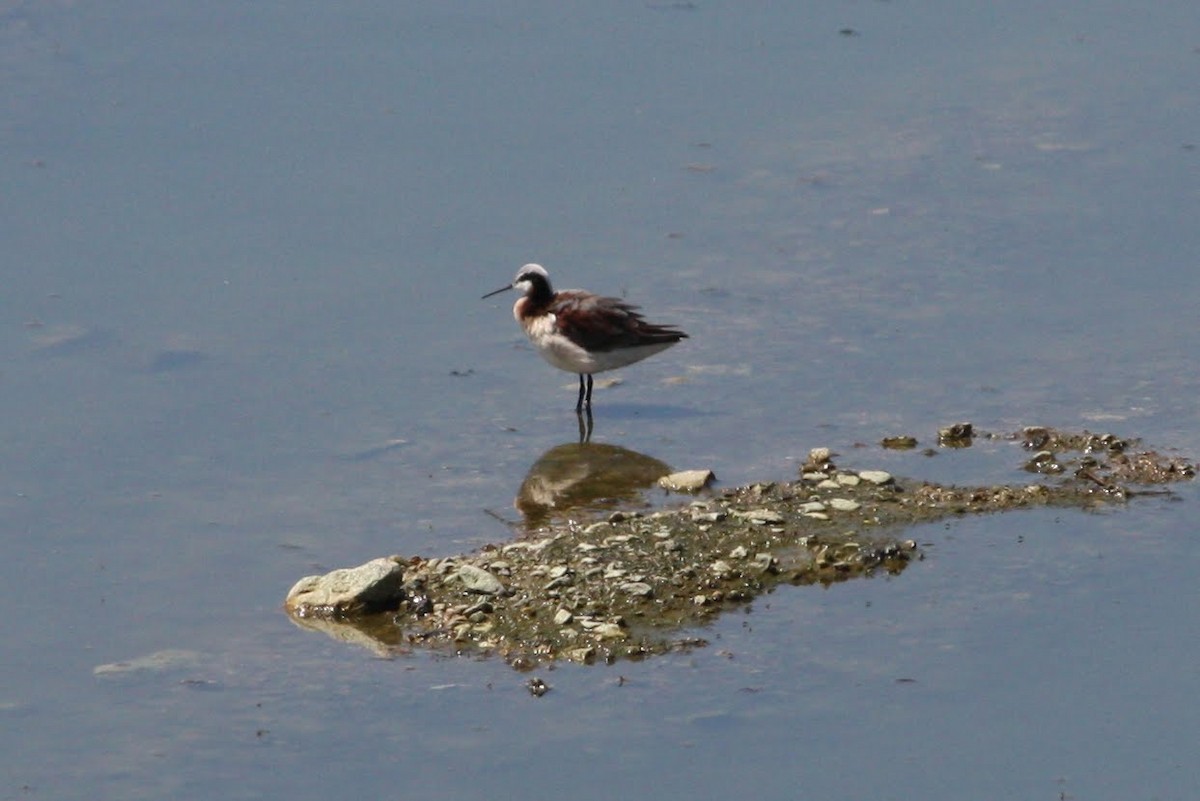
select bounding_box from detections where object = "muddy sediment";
[285,427,1194,669]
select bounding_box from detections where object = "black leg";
[584,374,594,411]
[576,407,593,443]
[575,374,586,413]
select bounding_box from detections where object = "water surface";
[3,2,1199,799]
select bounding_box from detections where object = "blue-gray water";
[3,2,1199,799]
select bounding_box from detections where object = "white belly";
[524,314,676,375]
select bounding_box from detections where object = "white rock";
[454,564,507,595]
[284,556,406,617]
[658,469,716,492]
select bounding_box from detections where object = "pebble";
[737,509,785,524]
[658,469,716,492]
[455,564,507,595]
[620,581,654,598]
[836,474,861,487]
[858,470,894,485]
[798,501,826,514]
[595,623,627,640]
[808,447,832,464]
[729,545,749,559]
[828,498,862,512]
[554,608,574,625]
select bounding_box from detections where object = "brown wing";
[550,291,687,352]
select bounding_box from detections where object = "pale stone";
[284,556,406,617]
[658,469,716,492]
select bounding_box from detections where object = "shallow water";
[3,2,1199,799]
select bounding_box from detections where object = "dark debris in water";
[285,426,1194,669]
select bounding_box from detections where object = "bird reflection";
[514,440,672,530]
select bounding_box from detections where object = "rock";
[554,608,574,625]
[858,470,894,486]
[455,564,507,595]
[93,649,203,677]
[658,469,716,492]
[620,581,654,598]
[594,623,627,640]
[736,508,785,524]
[285,556,406,617]
[828,498,862,512]
[566,646,596,663]
[938,422,974,445]
[881,435,918,450]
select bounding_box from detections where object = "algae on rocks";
[284,427,1194,669]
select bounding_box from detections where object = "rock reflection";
[515,441,672,529]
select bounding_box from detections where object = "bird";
[483,263,688,414]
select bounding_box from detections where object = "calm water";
[3,1,1199,799]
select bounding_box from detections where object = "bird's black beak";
[481,283,513,300]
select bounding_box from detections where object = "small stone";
[881,435,918,450]
[710,560,734,577]
[753,553,778,572]
[554,608,574,625]
[737,509,784,524]
[595,623,627,640]
[658,469,716,492]
[566,646,596,663]
[938,422,974,444]
[836,474,861,487]
[828,498,861,512]
[808,447,832,464]
[729,545,749,559]
[798,501,826,514]
[454,564,507,595]
[858,470,894,485]
[583,522,610,535]
[620,582,654,598]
